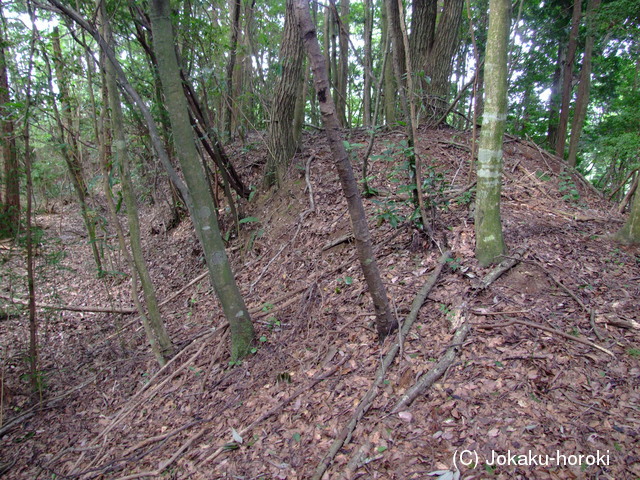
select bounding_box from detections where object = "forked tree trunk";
[264,0,305,188]
[294,0,396,340]
[150,0,254,360]
[475,0,510,266]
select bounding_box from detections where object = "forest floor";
[1,125,639,480]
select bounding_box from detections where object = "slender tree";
[149,0,254,360]
[475,0,510,266]
[100,2,174,365]
[294,0,396,340]
[50,27,103,274]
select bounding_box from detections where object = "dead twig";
[0,294,135,314]
[311,251,451,480]
[476,318,614,357]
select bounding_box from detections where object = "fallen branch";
[473,248,525,290]
[311,251,451,480]
[0,294,135,314]
[393,322,471,412]
[476,318,614,357]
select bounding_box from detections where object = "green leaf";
[239,216,260,224]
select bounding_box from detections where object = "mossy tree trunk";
[475,0,510,267]
[150,0,254,360]
[294,0,396,340]
[101,2,173,366]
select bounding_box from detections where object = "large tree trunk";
[150,0,254,361]
[555,0,581,158]
[294,0,396,340]
[0,7,19,236]
[264,0,305,188]
[568,0,601,167]
[101,2,173,365]
[423,0,464,123]
[409,0,437,80]
[475,0,510,266]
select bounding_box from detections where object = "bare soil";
[1,126,639,480]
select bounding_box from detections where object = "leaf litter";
[0,126,638,479]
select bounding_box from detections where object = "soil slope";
[1,125,639,480]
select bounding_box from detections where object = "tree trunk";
[555,0,581,158]
[264,0,305,188]
[223,0,242,141]
[363,0,373,127]
[381,7,396,125]
[335,0,349,127]
[475,0,510,266]
[409,0,437,83]
[423,0,464,123]
[616,177,640,244]
[101,2,173,365]
[51,27,103,274]
[150,0,254,361]
[546,43,564,148]
[0,6,19,236]
[568,0,601,167]
[294,0,396,340]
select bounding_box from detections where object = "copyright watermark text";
[453,449,610,469]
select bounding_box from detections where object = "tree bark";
[264,0,305,188]
[294,0,396,340]
[101,2,174,365]
[223,0,242,141]
[150,0,254,360]
[409,0,437,81]
[475,0,510,266]
[555,0,581,157]
[546,43,564,149]
[363,0,373,127]
[0,5,19,236]
[423,0,464,123]
[568,0,601,167]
